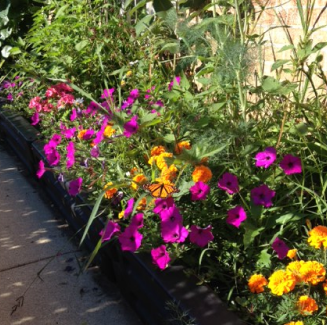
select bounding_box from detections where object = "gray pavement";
[0,142,142,325]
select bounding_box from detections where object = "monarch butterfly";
[143,183,179,198]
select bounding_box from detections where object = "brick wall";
[252,0,327,76]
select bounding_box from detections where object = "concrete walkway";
[0,142,141,325]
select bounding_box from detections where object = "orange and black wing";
[143,183,179,198]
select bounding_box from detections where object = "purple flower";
[7,93,13,101]
[84,101,100,116]
[99,221,121,242]
[151,245,170,270]
[66,142,75,169]
[118,226,143,252]
[124,198,134,218]
[168,76,181,91]
[36,160,46,179]
[189,225,214,247]
[101,88,115,99]
[90,146,100,158]
[46,149,61,166]
[190,181,210,201]
[251,184,275,208]
[130,213,144,228]
[82,129,94,140]
[255,147,276,168]
[70,108,77,121]
[68,177,83,196]
[160,206,183,226]
[51,134,62,146]
[61,127,76,139]
[123,115,139,138]
[93,117,109,145]
[272,237,289,259]
[129,89,139,99]
[280,154,302,175]
[161,223,189,243]
[31,112,40,125]
[226,206,247,228]
[218,172,239,194]
[153,197,175,215]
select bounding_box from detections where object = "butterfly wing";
[144,183,179,198]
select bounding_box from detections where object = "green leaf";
[271,59,290,71]
[243,225,264,249]
[275,212,304,225]
[135,15,153,36]
[257,249,271,268]
[153,0,173,12]
[55,4,69,19]
[163,134,175,143]
[261,76,297,95]
[75,40,88,52]
[278,45,294,52]
[9,47,21,55]
[312,42,327,52]
[161,41,179,54]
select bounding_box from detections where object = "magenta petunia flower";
[99,221,121,243]
[51,134,62,146]
[168,76,181,91]
[46,148,61,166]
[31,112,40,125]
[61,127,76,139]
[90,146,100,158]
[153,197,175,215]
[7,93,13,101]
[124,198,134,218]
[70,108,77,121]
[129,89,139,99]
[272,237,289,259]
[118,226,143,252]
[66,142,75,169]
[68,177,83,196]
[251,184,275,208]
[101,88,115,99]
[189,225,214,247]
[151,245,171,270]
[130,213,144,228]
[93,117,109,145]
[160,206,183,226]
[190,181,210,201]
[218,172,239,194]
[226,206,247,228]
[84,101,100,116]
[255,147,276,168]
[123,115,139,138]
[82,129,94,140]
[279,154,302,175]
[161,223,189,243]
[36,160,46,179]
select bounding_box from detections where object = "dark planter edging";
[0,104,245,325]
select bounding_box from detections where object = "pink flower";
[84,101,100,116]
[251,184,275,208]
[99,221,121,242]
[82,129,94,140]
[255,147,276,168]
[130,213,144,228]
[123,115,139,138]
[129,89,139,99]
[280,154,302,175]
[90,146,100,158]
[190,182,210,201]
[226,206,247,228]
[70,108,77,121]
[151,245,170,270]
[160,206,183,226]
[161,223,188,243]
[45,87,58,98]
[118,226,143,252]
[168,76,181,91]
[68,177,83,196]
[189,225,214,247]
[66,142,75,169]
[51,134,62,146]
[218,172,239,194]
[153,197,175,215]
[57,94,75,108]
[53,82,73,93]
[7,93,13,101]
[31,112,40,125]
[29,96,42,109]
[46,148,60,166]
[272,237,289,259]
[36,160,46,179]
[101,88,115,99]
[124,198,134,218]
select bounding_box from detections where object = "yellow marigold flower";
[284,322,304,325]
[175,141,191,154]
[131,174,147,190]
[156,152,173,171]
[287,249,297,259]
[118,210,125,219]
[137,197,147,211]
[268,270,296,296]
[151,145,166,157]
[126,70,132,77]
[300,261,325,285]
[192,165,213,183]
[78,129,87,139]
[104,182,118,199]
[286,261,304,283]
[158,164,178,184]
[103,125,116,137]
[248,274,268,293]
[323,280,327,294]
[120,80,126,87]
[308,225,327,249]
[297,295,318,315]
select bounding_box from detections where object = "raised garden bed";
[0,103,245,325]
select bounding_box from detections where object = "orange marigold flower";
[192,165,212,183]
[130,167,138,176]
[104,182,118,199]
[308,225,327,249]
[78,129,87,139]
[297,295,318,315]
[284,322,304,325]
[323,280,327,294]
[131,174,147,190]
[151,146,166,157]
[137,197,147,211]
[299,261,325,285]
[103,125,116,137]
[248,274,268,293]
[287,249,297,259]
[158,164,178,184]
[156,152,173,170]
[286,261,304,283]
[268,270,296,296]
[175,140,191,154]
